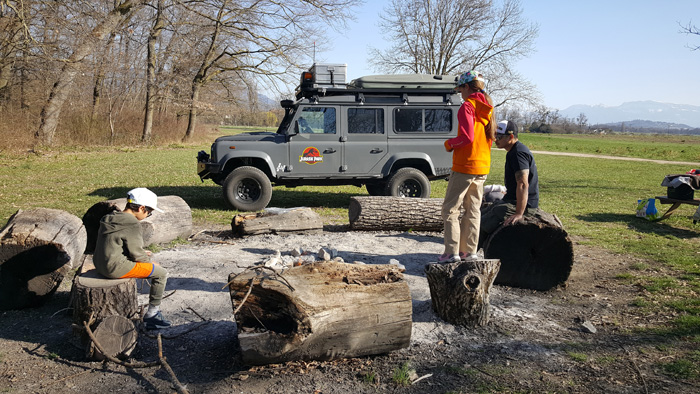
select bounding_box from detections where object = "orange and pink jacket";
[444,92,493,175]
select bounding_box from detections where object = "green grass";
[360,370,377,384]
[566,351,588,362]
[391,362,413,386]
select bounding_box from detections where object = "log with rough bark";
[348,196,445,231]
[232,207,323,237]
[82,195,193,252]
[69,254,138,360]
[480,208,574,291]
[0,208,87,310]
[228,262,411,365]
[425,259,500,327]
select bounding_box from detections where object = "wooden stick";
[157,334,189,394]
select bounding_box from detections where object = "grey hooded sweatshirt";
[93,211,150,278]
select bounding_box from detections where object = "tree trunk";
[142,0,164,143]
[82,195,193,253]
[69,255,138,359]
[182,80,202,141]
[481,208,573,291]
[228,262,412,365]
[425,259,500,327]
[90,32,116,132]
[0,208,87,310]
[348,196,446,231]
[34,1,143,146]
[232,207,323,237]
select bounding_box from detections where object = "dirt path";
[530,150,700,166]
[1,227,696,393]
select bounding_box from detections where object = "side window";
[348,108,384,134]
[394,108,452,133]
[425,109,452,132]
[394,108,422,132]
[298,107,336,134]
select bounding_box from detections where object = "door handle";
[324,148,337,154]
[370,148,384,153]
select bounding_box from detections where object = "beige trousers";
[441,171,487,255]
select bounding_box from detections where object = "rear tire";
[223,166,272,211]
[385,168,430,198]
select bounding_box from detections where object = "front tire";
[223,166,272,211]
[385,168,431,198]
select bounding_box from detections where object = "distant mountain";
[560,101,700,128]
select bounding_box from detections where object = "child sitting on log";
[93,187,171,330]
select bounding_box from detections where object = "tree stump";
[425,259,500,327]
[481,209,573,291]
[69,255,138,359]
[0,208,87,310]
[348,196,446,231]
[82,195,193,252]
[228,262,412,365]
[232,207,323,236]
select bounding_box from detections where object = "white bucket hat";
[126,187,164,212]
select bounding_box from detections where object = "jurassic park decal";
[299,146,323,164]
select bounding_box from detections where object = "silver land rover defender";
[197,64,460,211]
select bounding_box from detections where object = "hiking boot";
[438,254,460,263]
[144,311,172,330]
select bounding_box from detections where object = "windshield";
[276,106,297,135]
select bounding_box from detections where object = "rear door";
[342,107,388,176]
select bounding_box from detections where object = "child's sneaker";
[438,254,460,263]
[144,311,172,330]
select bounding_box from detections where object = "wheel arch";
[220,152,276,181]
[384,154,435,177]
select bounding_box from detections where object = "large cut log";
[348,196,445,231]
[0,208,87,310]
[481,209,573,291]
[425,259,500,327]
[232,207,323,236]
[69,254,138,360]
[228,262,411,365]
[83,195,192,252]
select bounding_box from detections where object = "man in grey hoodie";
[93,187,170,329]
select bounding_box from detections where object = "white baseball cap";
[126,188,164,212]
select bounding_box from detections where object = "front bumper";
[197,151,220,180]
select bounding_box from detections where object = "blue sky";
[318,0,700,111]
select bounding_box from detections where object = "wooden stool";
[425,259,500,327]
[69,255,138,360]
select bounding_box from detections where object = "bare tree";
[680,20,700,50]
[34,0,146,146]
[371,0,540,108]
[177,0,359,141]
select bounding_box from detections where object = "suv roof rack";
[295,64,458,100]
